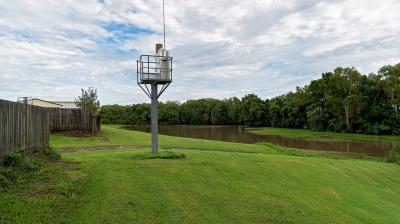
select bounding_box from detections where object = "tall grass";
[384,149,400,164]
[0,149,62,190]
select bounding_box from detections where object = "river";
[123,125,399,156]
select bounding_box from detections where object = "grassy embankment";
[51,125,325,157]
[0,150,83,223]
[49,125,382,159]
[247,127,400,142]
[1,125,400,223]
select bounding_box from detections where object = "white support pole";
[151,83,158,153]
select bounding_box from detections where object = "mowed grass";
[50,125,285,155]
[61,149,400,224]
[2,125,399,223]
[247,127,400,142]
[50,125,380,161]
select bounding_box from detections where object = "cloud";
[0,0,399,104]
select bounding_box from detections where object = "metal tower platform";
[137,45,173,153]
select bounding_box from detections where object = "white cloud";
[0,0,399,104]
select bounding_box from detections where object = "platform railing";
[137,54,173,83]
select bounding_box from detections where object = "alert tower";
[137,0,172,153]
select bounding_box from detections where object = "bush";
[131,151,186,160]
[0,152,43,190]
[2,152,25,168]
[384,149,400,164]
[2,152,40,171]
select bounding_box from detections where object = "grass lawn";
[247,127,400,142]
[0,152,84,223]
[50,125,292,155]
[59,149,400,224]
[1,125,399,223]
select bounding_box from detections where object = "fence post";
[25,101,28,153]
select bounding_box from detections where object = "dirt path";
[59,145,146,153]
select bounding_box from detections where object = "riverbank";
[2,125,399,223]
[121,125,397,156]
[247,127,400,143]
[50,125,377,160]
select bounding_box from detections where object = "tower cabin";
[137,43,173,85]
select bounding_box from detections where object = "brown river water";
[123,125,400,156]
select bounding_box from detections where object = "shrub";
[0,151,51,190]
[2,152,40,171]
[2,152,25,168]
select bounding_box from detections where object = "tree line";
[101,63,400,135]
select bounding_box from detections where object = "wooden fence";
[0,100,101,156]
[49,108,100,134]
[0,99,49,156]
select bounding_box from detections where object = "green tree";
[75,87,100,116]
[241,94,267,127]
[379,63,400,113]
[99,62,400,135]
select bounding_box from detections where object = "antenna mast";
[163,0,166,48]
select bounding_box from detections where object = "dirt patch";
[59,145,146,153]
[99,134,111,143]
[323,188,341,199]
[60,130,93,138]
[47,160,80,170]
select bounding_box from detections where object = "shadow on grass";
[131,150,186,160]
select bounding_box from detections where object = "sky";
[0,0,399,105]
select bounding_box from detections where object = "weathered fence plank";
[0,99,49,156]
[48,108,100,133]
[0,100,100,156]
